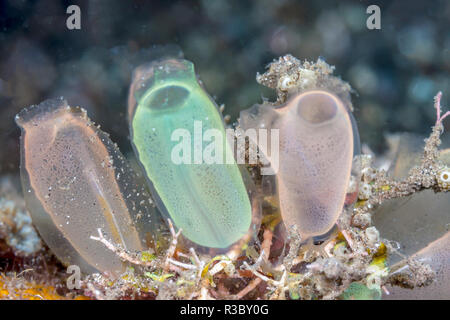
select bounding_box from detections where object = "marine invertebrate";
[437,167,449,191]
[15,98,160,274]
[240,56,358,240]
[128,58,254,249]
[358,183,372,200]
[3,53,448,301]
[373,169,450,265]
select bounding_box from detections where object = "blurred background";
[0,0,449,174]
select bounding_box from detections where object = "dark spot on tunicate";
[297,92,338,124]
[145,85,189,110]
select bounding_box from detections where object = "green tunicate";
[128,58,252,249]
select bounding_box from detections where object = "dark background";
[0,0,449,173]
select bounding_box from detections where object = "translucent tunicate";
[373,134,450,265]
[128,58,257,250]
[240,90,358,240]
[15,98,160,274]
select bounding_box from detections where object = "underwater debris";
[255,54,353,108]
[0,273,89,300]
[370,127,450,264]
[128,58,256,250]
[353,92,450,213]
[339,282,381,300]
[349,92,450,265]
[88,217,241,300]
[0,176,41,255]
[240,89,356,240]
[386,232,449,299]
[343,92,450,297]
[373,186,450,264]
[15,98,161,275]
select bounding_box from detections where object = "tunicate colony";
[16,57,361,274]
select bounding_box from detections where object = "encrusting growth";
[353,91,450,217]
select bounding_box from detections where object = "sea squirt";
[240,89,357,240]
[15,98,159,274]
[128,58,254,249]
